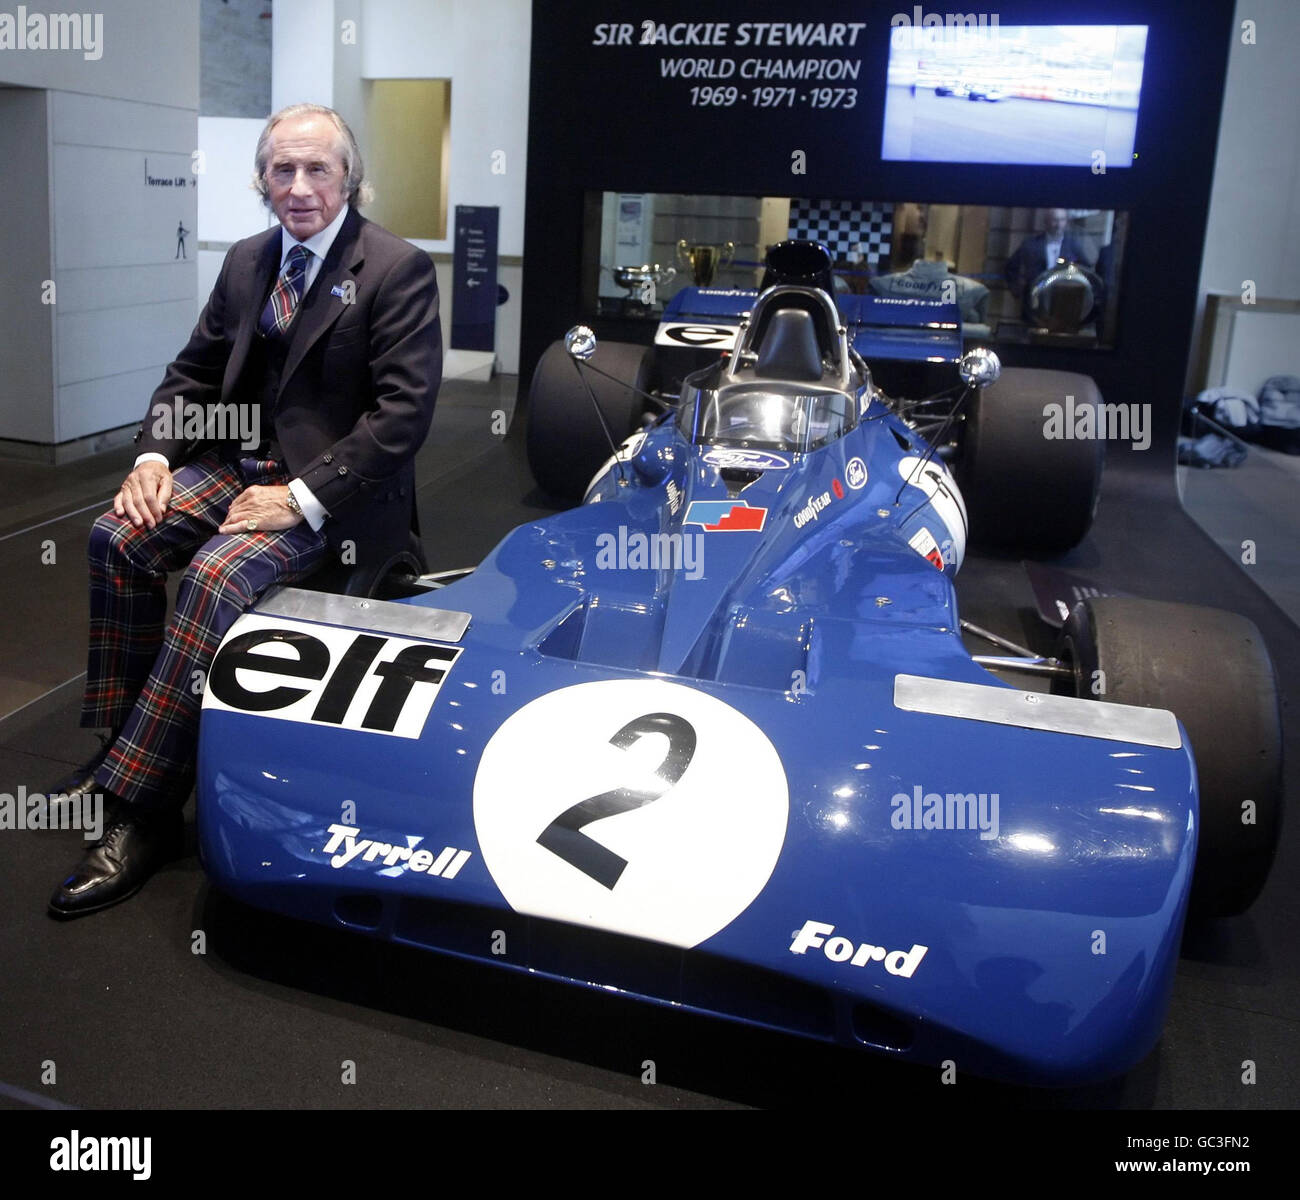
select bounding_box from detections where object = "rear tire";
[526,339,649,501]
[958,367,1104,553]
[1061,597,1282,918]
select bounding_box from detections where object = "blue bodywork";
[661,285,964,363]
[198,296,1197,1089]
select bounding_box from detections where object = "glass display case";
[584,190,1128,350]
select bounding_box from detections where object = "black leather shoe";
[48,802,183,917]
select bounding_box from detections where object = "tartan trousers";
[81,450,330,810]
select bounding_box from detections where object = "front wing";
[198,581,1197,1086]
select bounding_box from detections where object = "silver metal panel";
[894,674,1183,749]
[255,587,471,643]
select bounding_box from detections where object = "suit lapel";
[280,207,365,392]
[222,230,282,403]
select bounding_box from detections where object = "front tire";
[1061,596,1282,918]
[957,367,1104,553]
[526,339,650,501]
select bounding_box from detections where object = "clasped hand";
[115,462,301,533]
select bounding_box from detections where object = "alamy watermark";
[595,526,704,580]
[891,784,999,840]
[151,397,261,451]
[890,7,1001,48]
[1,785,103,840]
[50,1131,151,1181]
[0,7,103,60]
[1043,396,1151,451]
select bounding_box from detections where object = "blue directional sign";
[451,205,499,353]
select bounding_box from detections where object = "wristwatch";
[284,488,303,517]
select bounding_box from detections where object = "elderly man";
[48,103,441,916]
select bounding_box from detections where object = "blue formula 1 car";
[197,242,1281,1087]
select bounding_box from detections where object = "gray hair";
[252,103,374,208]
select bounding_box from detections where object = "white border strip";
[0,497,113,545]
[894,674,1182,749]
[255,586,471,643]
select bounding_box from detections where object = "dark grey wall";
[522,0,1237,462]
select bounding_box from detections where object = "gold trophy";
[676,240,735,286]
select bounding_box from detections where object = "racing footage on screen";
[881,23,1148,168]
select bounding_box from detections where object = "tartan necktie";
[258,244,312,337]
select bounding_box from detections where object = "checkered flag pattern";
[788,199,893,264]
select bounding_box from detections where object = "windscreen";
[684,381,855,453]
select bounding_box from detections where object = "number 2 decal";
[535,712,696,889]
[475,679,788,947]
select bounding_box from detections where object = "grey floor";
[0,380,1296,1112]
[1181,444,1300,627]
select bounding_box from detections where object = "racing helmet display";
[1027,259,1104,333]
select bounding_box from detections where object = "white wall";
[198,116,273,245]
[271,0,337,111]
[0,1,199,451]
[196,114,274,317]
[1222,310,1300,392]
[0,89,55,442]
[51,92,198,441]
[356,0,530,258]
[0,0,198,107]
[1192,0,1300,389]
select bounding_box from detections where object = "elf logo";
[204,615,461,739]
[789,919,928,977]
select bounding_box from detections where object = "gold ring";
[245,518,257,532]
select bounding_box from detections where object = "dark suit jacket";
[136,207,441,565]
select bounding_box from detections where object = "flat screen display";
[881,24,1148,168]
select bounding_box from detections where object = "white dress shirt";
[135,203,353,532]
